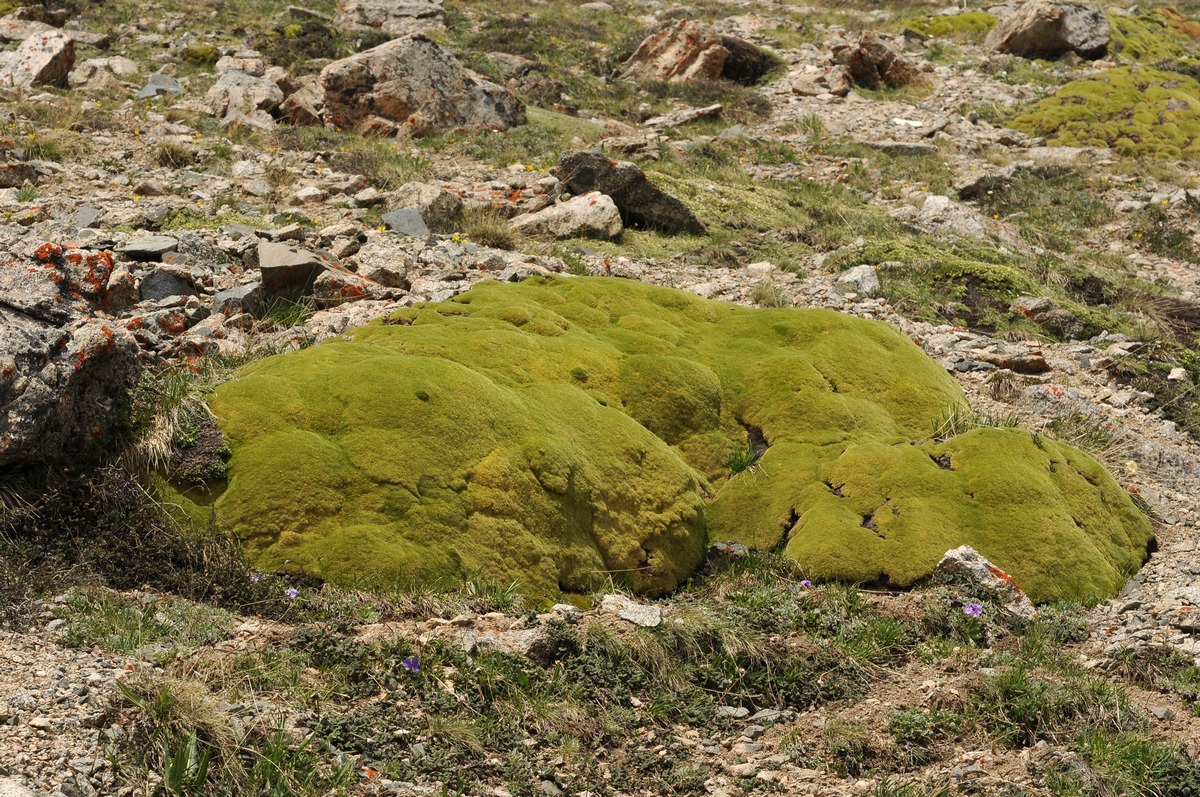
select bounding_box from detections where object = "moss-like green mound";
[901,11,997,40]
[1108,9,1196,62]
[208,277,1152,602]
[1009,66,1200,158]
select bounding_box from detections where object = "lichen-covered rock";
[1009,66,1200,159]
[207,277,1152,602]
[619,20,780,86]
[0,30,75,88]
[1,246,139,468]
[985,0,1110,60]
[936,545,1037,620]
[1,315,139,468]
[319,35,523,136]
[620,20,728,84]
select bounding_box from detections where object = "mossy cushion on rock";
[208,277,1152,602]
[1108,8,1200,62]
[1010,66,1200,158]
[900,11,997,40]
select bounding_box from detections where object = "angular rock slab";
[832,32,927,89]
[255,240,328,298]
[620,20,728,84]
[552,150,705,234]
[1,245,138,469]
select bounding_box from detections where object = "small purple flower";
[250,573,262,583]
[800,579,812,588]
[963,602,983,617]
[786,162,795,169]
[401,657,420,674]
[285,587,299,600]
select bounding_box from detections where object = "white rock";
[835,265,881,298]
[509,191,623,240]
[745,261,775,279]
[599,594,662,627]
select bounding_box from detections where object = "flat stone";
[116,235,179,261]
[69,207,102,229]
[717,705,750,719]
[139,268,195,301]
[874,139,939,157]
[268,223,306,242]
[599,594,662,627]
[509,191,623,240]
[381,208,431,237]
[136,72,183,99]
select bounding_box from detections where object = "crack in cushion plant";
[206,276,1152,602]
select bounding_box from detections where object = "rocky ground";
[5,0,1200,794]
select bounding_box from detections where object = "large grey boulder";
[0,29,75,88]
[986,0,1110,60]
[336,0,445,36]
[510,192,623,240]
[552,150,705,235]
[319,35,523,136]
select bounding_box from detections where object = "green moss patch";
[208,278,1151,601]
[1108,9,1196,62]
[900,11,996,41]
[1009,66,1200,158]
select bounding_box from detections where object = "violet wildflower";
[401,657,420,674]
[800,579,812,588]
[285,587,299,600]
[250,573,262,583]
[963,602,983,617]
